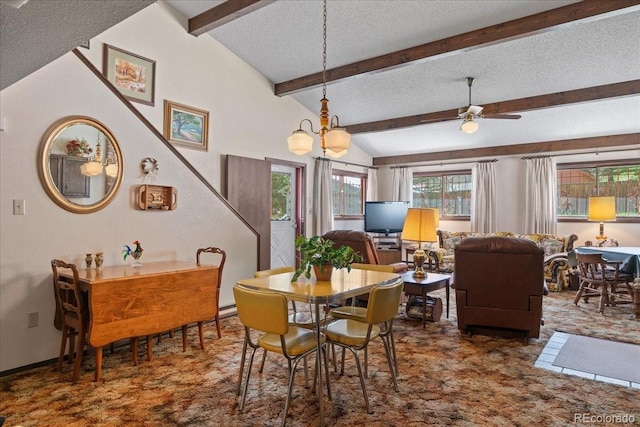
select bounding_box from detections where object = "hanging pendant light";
[80,134,104,176]
[287,0,350,157]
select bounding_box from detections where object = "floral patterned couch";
[427,230,578,290]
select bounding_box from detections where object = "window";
[412,171,472,219]
[557,161,640,220]
[332,170,366,218]
[271,171,292,220]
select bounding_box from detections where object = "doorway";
[271,163,304,268]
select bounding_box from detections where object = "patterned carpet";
[1,290,639,427]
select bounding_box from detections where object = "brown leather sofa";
[454,237,544,340]
[321,230,408,273]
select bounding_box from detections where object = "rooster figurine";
[123,240,144,267]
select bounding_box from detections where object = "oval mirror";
[38,116,123,214]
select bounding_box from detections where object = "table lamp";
[401,208,438,278]
[588,196,615,243]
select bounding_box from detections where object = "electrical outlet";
[13,199,25,215]
[28,312,38,328]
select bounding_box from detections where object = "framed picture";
[103,44,156,106]
[163,100,209,151]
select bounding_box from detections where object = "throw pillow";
[443,236,462,254]
[541,238,564,256]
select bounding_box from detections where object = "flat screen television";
[364,201,409,235]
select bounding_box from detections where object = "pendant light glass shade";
[105,163,119,178]
[325,148,347,158]
[287,130,313,155]
[80,161,103,177]
[325,127,350,153]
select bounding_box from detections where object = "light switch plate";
[13,199,25,215]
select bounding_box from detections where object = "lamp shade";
[324,127,350,153]
[588,196,616,221]
[401,208,438,243]
[431,208,440,227]
[460,118,479,134]
[287,130,313,155]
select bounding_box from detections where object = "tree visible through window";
[413,171,472,218]
[271,171,291,220]
[332,171,365,217]
[557,162,639,219]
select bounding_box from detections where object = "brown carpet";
[552,334,640,383]
[1,290,639,426]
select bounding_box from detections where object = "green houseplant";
[292,235,362,282]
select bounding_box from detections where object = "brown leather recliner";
[321,230,408,273]
[454,237,544,340]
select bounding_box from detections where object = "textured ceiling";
[0,0,154,90]
[167,0,640,160]
[2,0,638,160]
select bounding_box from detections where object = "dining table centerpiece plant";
[292,235,362,282]
[123,240,144,267]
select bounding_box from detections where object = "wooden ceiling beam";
[372,133,640,166]
[275,1,640,96]
[345,80,640,135]
[189,0,275,36]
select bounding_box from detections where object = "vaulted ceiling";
[167,0,640,164]
[2,1,639,164]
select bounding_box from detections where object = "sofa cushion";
[541,237,565,256]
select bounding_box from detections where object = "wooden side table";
[401,271,451,328]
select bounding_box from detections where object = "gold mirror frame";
[38,116,124,214]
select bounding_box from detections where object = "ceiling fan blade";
[482,114,522,120]
[420,116,459,124]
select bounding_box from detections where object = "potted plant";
[292,235,362,282]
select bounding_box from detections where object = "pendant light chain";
[286,0,351,157]
[322,0,327,99]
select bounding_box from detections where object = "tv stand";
[372,234,402,264]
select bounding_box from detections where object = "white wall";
[0,2,373,372]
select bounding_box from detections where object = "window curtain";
[313,158,334,235]
[524,157,558,234]
[391,167,412,203]
[366,168,378,201]
[471,161,497,233]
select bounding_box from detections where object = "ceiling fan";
[423,77,521,133]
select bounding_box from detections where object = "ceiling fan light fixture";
[460,116,479,134]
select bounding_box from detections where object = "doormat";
[552,334,640,384]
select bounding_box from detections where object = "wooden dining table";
[236,267,402,426]
[58,260,219,382]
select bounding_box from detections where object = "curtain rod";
[522,147,640,160]
[390,159,497,168]
[314,157,378,169]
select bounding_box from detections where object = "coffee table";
[401,271,451,328]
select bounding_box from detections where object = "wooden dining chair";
[233,284,330,427]
[181,246,226,352]
[51,259,87,383]
[573,251,634,313]
[324,277,404,414]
